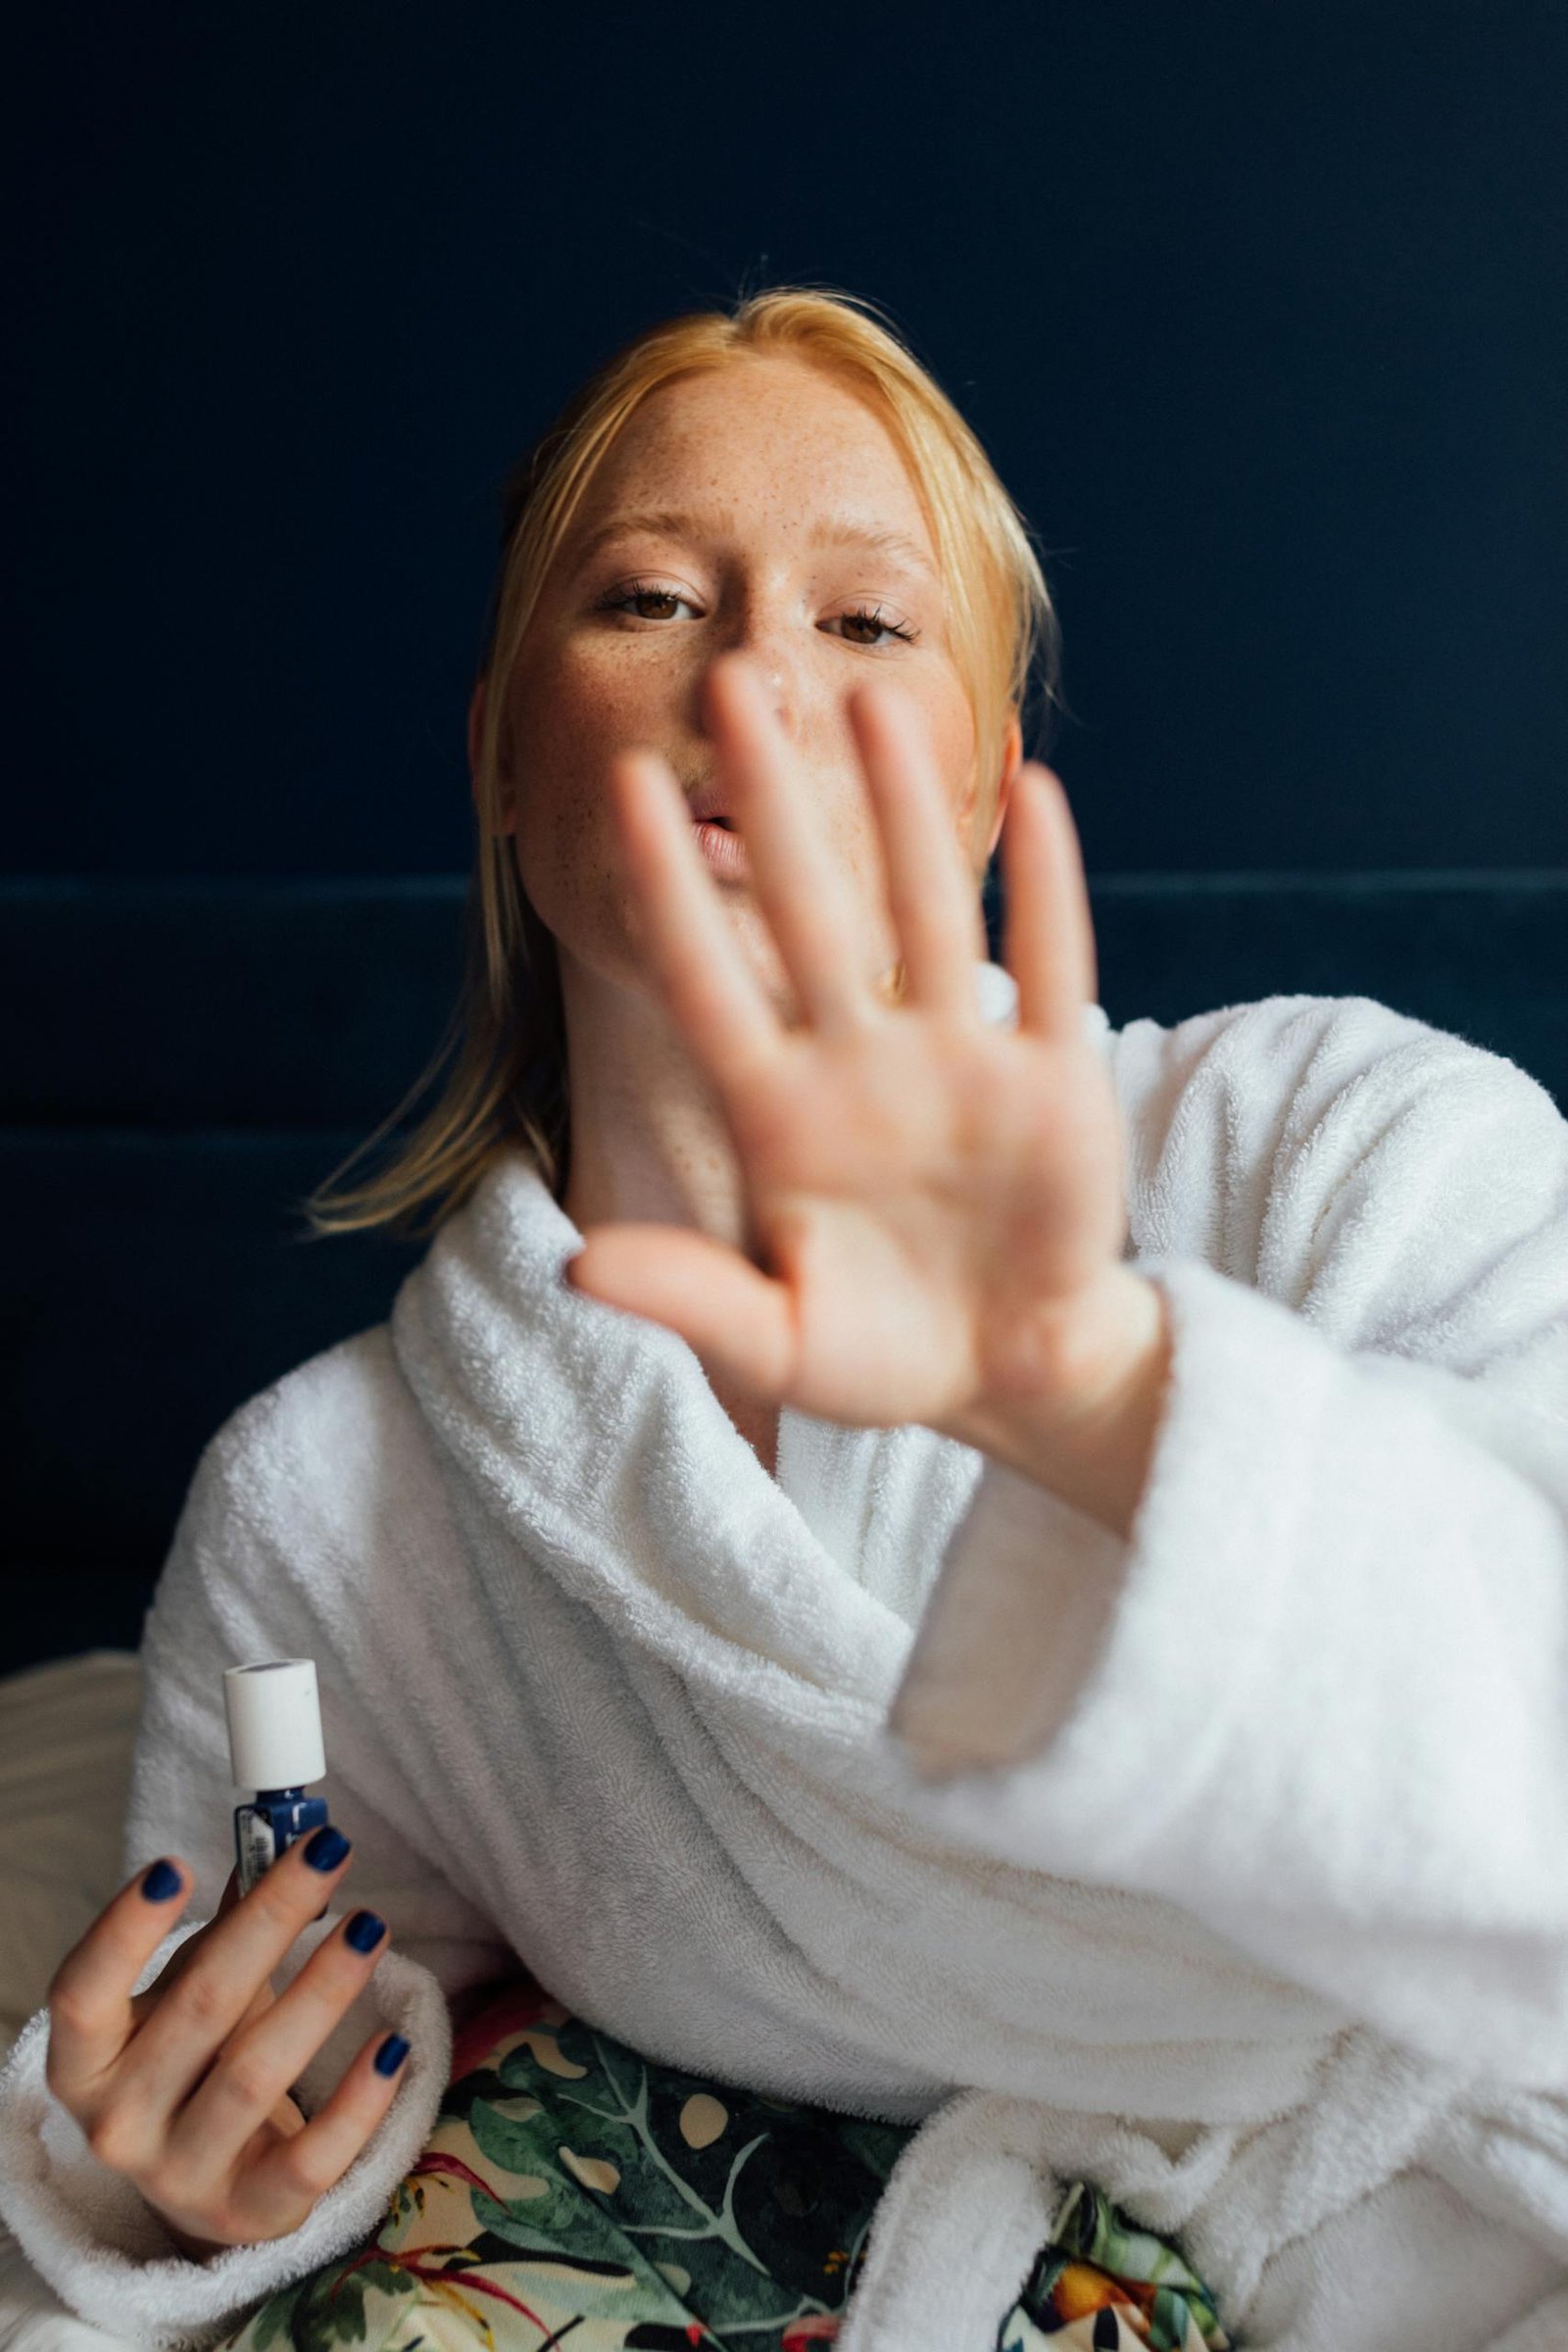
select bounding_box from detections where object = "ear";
[468,675,517,837]
[980,711,1024,864]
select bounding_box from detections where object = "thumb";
[564,1226,796,1398]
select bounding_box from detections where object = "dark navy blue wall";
[8,1,1568,880]
[6,4,1568,1673]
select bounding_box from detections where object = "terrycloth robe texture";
[3,967,1568,2352]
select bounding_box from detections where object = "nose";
[699,647,794,744]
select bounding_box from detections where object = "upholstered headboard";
[5,872,1564,1675]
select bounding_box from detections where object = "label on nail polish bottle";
[233,1789,330,1894]
[234,1803,278,1892]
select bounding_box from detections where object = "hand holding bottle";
[42,1829,410,2254]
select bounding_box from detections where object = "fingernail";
[303,1825,351,1873]
[374,2033,410,2078]
[141,1858,182,1901]
[345,1908,386,1954]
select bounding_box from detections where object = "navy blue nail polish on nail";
[345,1909,386,1953]
[374,2033,410,2077]
[303,1824,351,1873]
[141,1859,182,1901]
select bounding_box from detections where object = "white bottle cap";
[223,1659,325,1790]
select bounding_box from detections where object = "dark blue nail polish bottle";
[222,1659,329,1894]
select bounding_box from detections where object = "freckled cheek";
[517,716,692,957]
[516,775,624,914]
[509,657,660,860]
[509,799,635,972]
[923,687,976,775]
[553,634,691,729]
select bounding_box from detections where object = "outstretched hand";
[563,653,1154,1449]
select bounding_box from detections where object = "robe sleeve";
[886,995,1568,2095]
[0,1366,514,2350]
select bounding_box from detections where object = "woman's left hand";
[563,652,1157,1447]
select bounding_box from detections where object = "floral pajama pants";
[223,1978,1232,2352]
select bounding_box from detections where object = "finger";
[610,746,783,1096]
[848,676,986,1022]
[565,1224,798,1400]
[1002,764,1099,1042]
[162,1867,241,1971]
[129,1866,254,2028]
[704,654,875,1037]
[108,1825,356,2128]
[162,1906,393,2176]
[244,2024,414,2232]
[45,1858,196,2104]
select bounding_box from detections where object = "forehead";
[580,356,930,535]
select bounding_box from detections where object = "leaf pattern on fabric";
[1000,2180,1231,2351]
[220,1978,1233,2350]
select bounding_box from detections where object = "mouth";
[691,814,751,881]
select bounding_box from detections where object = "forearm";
[896,1256,1568,2085]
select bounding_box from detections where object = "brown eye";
[837,604,918,649]
[597,580,695,622]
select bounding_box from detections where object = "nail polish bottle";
[223,1658,329,1895]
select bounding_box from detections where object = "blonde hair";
[297,281,1065,1245]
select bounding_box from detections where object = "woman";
[3,285,1568,2352]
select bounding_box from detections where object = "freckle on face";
[498,354,978,1004]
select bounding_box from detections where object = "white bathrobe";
[3,966,1568,2352]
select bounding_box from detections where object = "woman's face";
[479,353,1014,1020]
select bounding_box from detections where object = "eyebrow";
[569,507,939,583]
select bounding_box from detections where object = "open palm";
[564,654,1138,1441]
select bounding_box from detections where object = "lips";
[692,816,750,881]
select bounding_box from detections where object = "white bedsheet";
[0,1653,143,2348]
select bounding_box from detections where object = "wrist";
[954,1267,1166,1443]
[939,1271,1173,1540]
